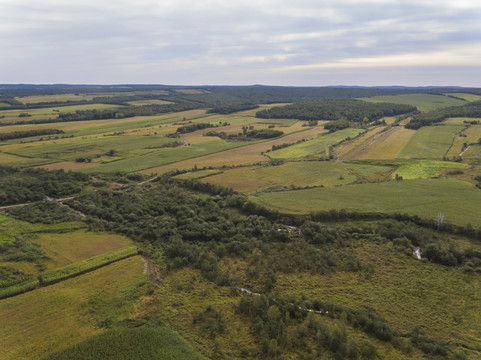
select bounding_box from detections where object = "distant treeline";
[0,129,64,141]
[57,103,199,122]
[205,128,284,140]
[255,99,416,122]
[207,103,259,114]
[406,101,481,129]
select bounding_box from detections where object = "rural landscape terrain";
[1,84,481,359]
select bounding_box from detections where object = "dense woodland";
[255,99,416,122]
[406,101,481,129]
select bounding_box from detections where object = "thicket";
[176,122,219,134]
[0,278,40,299]
[205,128,284,140]
[6,201,81,224]
[40,246,138,285]
[0,166,89,205]
[324,119,351,132]
[255,99,416,122]
[406,100,481,129]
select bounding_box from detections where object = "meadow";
[203,161,392,193]
[253,178,481,226]
[362,94,468,112]
[397,125,466,159]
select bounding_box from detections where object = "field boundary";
[0,246,138,300]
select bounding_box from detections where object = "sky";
[1,0,481,86]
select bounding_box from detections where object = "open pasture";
[253,178,481,226]
[203,161,392,193]
[397,125,465,159]
[141,124,327,174]
[362,94,467,112]
[126,99,173,106]
[268,128,364,159]
[0,256,145,360]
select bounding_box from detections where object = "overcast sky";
[1,0,481,86]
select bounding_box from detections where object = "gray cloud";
[1,0,480,85]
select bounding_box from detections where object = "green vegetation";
[42,325,202,360]
[393,160,467,179]
[406,101,481,129]
[207,103,258,114]
[254,178,481,226]
[397,125,465,159]
[0,129,64,141]
[268,128,364,159]
[40,246,138,285]
[256,98,416,121]
[0,278,39,299]
[363,93,467,112]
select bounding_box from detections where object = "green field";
[444,92,481,102]
[362,94,467,112]
[204,161,392,193]
[253,178,481,226]
[397,125,465,159]
[393,160,467,179]
[42,325,202,360]
[0,256,146,360]
[268,128,364,159]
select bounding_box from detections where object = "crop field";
[362,94,467,112]
[397,125,466,159]
[0,256,146,360]
[32,231,134,270]
[173,169,223,179]
[465,144,481,156]
[203,161,392,193]
[253,178,481,226]
[338,126,416,160]
[268,128,365,159]
[393,160,467,179]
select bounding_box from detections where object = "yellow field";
[0,153,28,163]
[339,126,416,160]
[0,256,145,360]
[32,231,134,270]
[141,125,327,174]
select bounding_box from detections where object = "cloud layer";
[1,0,481,85]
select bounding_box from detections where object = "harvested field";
[34,161,96,171]
[340,126,416,160]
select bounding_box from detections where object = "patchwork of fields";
[2,88,481,360]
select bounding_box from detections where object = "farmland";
[2,85,481,360]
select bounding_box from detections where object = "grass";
[443,93,481,102]
[393,160,467,180]
[173,169,223,180]
[275,237,481,358]
[204,161,392,193]
[0,278,40,299]
[32,231,134,270]
[362,94,467,112]
[0,256,146,360]
[40,246,138,285]
[253,178,481,226]
[268,128,365,159]
[15,94,97,104]
[397,125,466,159]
